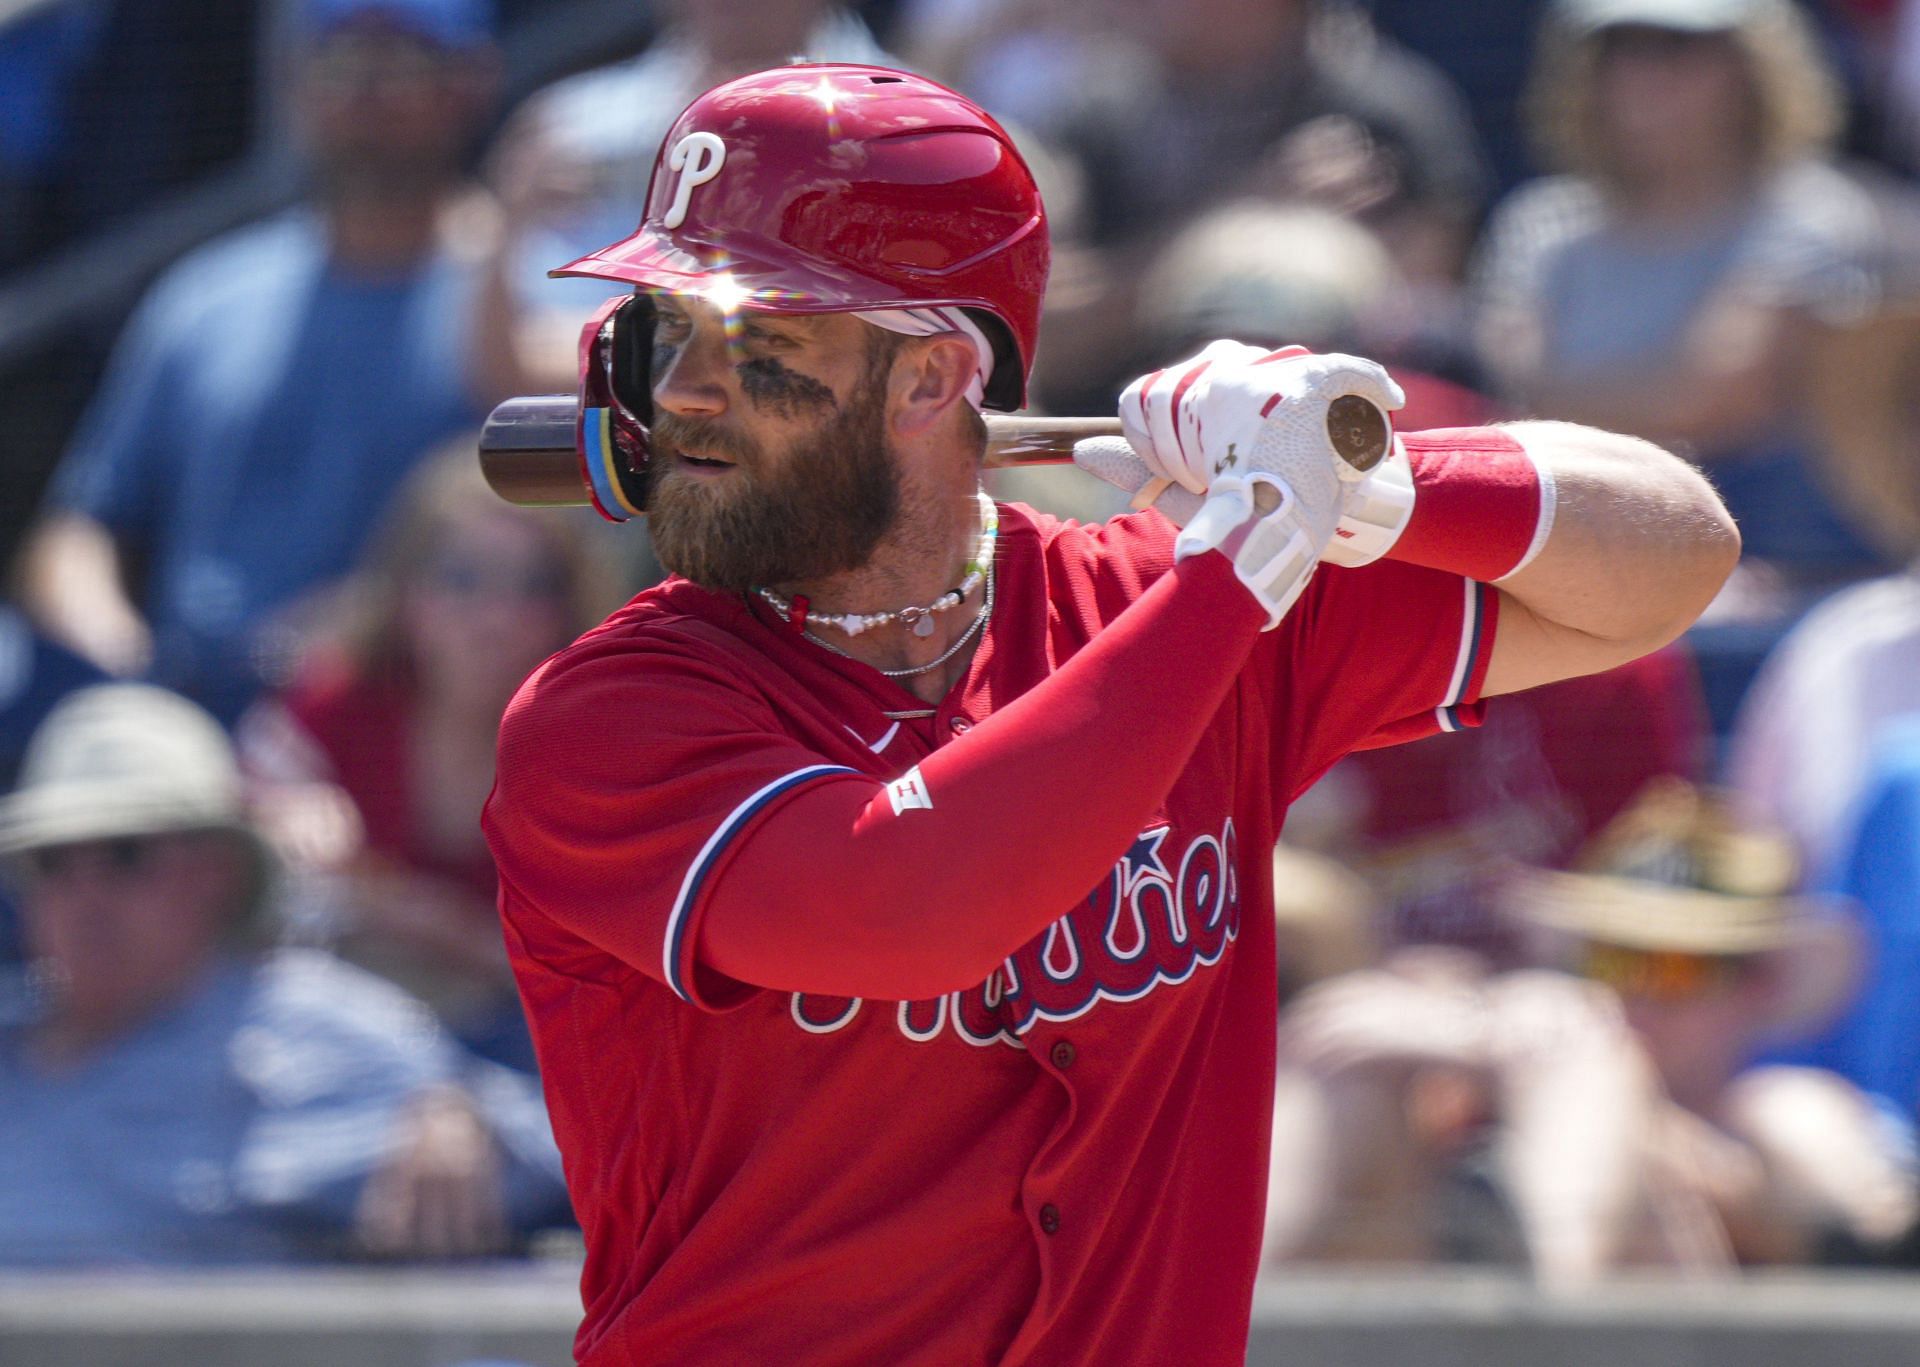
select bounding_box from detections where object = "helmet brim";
[552,226,1029,409]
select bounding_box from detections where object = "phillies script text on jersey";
[792,819,1240,1044]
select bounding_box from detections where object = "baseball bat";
[477,394,1389,510]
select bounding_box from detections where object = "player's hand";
[1152,348,1397,628]
[1074,429,1416,570]
[1087,344,1416,570]
[1119,344,1404,499]
[1078,341,1282,515]
[1116,339,1276,504]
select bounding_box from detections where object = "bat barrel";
[479,395,587,507]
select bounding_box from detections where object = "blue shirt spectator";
[47,212,486,723]
[20,0,501,727]
[0,682,570,1264]
[0,947,563,1265]
[1768,719,1920,1120]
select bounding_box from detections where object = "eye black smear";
[738,358,837,419]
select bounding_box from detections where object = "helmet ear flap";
[966,309,1023,414]
[607,293,656,429]
[576,293,657,522]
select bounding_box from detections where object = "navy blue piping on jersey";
[662,764,861,1002]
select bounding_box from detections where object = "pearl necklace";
[758,494,998,639]
[756,493,998,679]
[796,557,995,678]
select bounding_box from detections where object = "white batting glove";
[1082,344,1417,568]
[1174,473,1322,630]
[1072,436,1204,523]
[1115,340,1273,508]
[1320,436,1416,568]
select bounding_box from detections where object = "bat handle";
[981,416,1124,466]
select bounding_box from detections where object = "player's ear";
[890,336,976,438]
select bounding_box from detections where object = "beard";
[643,364,902,593]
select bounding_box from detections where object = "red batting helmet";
[553,62,1051,413]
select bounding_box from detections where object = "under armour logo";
[1214,444,1240,476]
[662,132,727,229]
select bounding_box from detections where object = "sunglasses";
[1580,941,1752,1000]
[27,836,167,883]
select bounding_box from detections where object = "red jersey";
[485,480,1498,1365]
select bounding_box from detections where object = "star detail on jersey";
[1118,825,1172,893]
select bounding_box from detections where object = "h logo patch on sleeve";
[887,766,933,815]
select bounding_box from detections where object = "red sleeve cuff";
[1390,428,1545,584]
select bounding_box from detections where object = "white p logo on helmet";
[662,132,727,229]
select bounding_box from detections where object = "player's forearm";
[1479,423,1739,697]
[697,552,1266,1000]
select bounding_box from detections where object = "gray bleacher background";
[6,1267,1920,1365]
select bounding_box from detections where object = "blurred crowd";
[2,0,1920,1282]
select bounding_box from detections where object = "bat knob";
[1326,394,1389,473]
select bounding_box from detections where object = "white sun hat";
[0,683,256,856]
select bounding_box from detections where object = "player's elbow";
[1591,437,1743,650]
[1646,498,1741,647]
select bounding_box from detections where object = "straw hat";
[1509,778,1862,1039]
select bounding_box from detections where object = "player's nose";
[652,327,732,419]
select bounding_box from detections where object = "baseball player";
[482,64,1739,1365]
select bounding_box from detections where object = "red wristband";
[1385,428,1552,583]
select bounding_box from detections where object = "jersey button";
[1049,1040,1076,1070]
[948,715,973,734]
[1039,1203,1061,1236]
